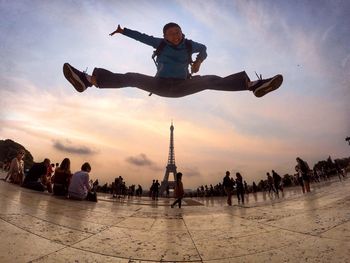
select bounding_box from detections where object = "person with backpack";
[63,22,283,98]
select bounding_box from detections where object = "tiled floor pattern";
[0,172,349,262]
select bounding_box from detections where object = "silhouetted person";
[244,180,249,194]
[236,172,244,204]
[22,158,51,192]
[166,184,170,198]
[296,157,310,193]
[252,181,258,193]
[154,180,160,200]
[266,172,276,194]
[223,171,234,206]
[136,184,143,197]
[171,172,184,208]
[272,170,282,195]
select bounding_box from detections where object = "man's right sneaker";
[250,74,283,98]
[63,63,92,92]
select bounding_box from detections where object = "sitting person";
[22,158,50,192]
[41,163,54,193]
[52,158,72,196]
[4,149,25,184]
[68,162,97,202]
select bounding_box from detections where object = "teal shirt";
[123,28,207,79]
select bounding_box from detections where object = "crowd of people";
[1,148,185,208]
[2,149,348,207]
[195,156,348,205]
[2,149,98,202]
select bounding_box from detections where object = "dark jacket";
[23,162,46,183]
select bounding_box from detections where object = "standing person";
[295,165,305,194]
[334,161,344,181]
[136,184,143,197]
[171,172,184,208]
[52,158,72,196]
[68,162,97,201]
[4,149,25,185]
[235,172,245,204]
[166,184,170,198]
[149,180,155,198]
[296,157,311,193]
[252,182,258,193]
[64,23,283,99]
[154,180,160,200]
[22,159,51,192]
[244,180,249,194]
[223,171,234,206]
[272,170,282,195]
[266,172,276,194]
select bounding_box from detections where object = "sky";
[0,0,349,189]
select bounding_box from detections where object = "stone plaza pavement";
[0,173,349,262]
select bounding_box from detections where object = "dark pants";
[93,68,250,98]
[237,188,245,203]
[53,184,67,196]
[225,187,232,206]
[172,197,182,208]
[22,181,45,192]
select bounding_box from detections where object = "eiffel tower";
[159,122,178,196]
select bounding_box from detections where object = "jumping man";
[63,22,283,98]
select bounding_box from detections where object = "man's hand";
[109,24,124,36]
[191,59,202,74]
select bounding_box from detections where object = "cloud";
[182,166,201,177]
[125,153,162,171]
[126,153,153,166]
[53,140,97,155]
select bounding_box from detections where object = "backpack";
[148,39,193,96]
[152,39,193,67]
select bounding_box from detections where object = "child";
[63,22,283,98]
[171,172,184,208]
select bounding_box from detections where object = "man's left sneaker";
[63,63,92,92]
[250,74,283,98]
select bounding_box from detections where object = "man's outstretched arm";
[109,24,161,48]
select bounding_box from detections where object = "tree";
[0,139,34,169]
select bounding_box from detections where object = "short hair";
[176,172,183,180]
[163,22,181,34]
[81,162,91,172]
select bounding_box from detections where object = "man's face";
[164,26,183,45]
